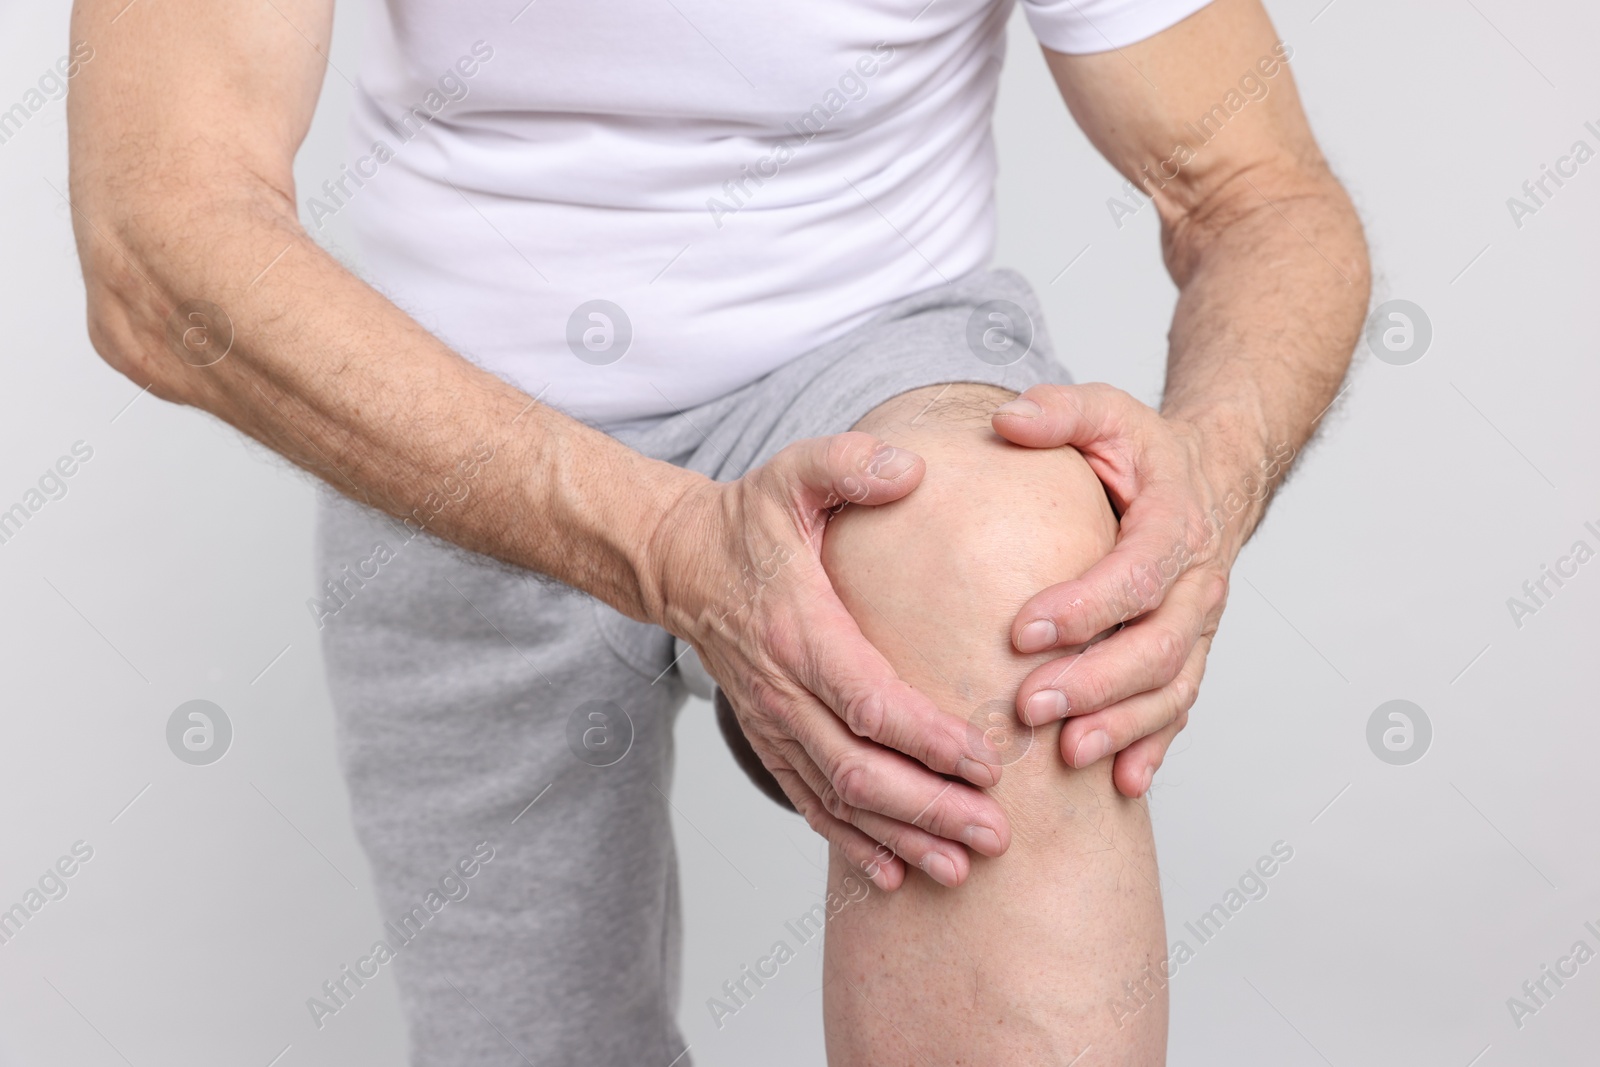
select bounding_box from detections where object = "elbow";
[68,138,292,410]
[73,170,292,408]
[1341,190,1374,301]
[82,287,152,392]
[79,249,202,408]
[1303,160,1372,300]
[1163,156,1372,302]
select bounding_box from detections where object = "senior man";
[67,0,1367,1061]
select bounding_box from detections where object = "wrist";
[632,462,716,633]
[519,419,710,626]
[1166,411,1289,562]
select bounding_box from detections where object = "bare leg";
[820,384,1167,1066]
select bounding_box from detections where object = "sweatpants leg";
[316,492,690,1065]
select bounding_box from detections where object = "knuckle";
[1124,562,1163,615]
[1206,569,1231,608]
[825,432,872,474]
[1168,671,1197,712]
[826,755,874,811]
[760,622,810,674]
[818,781,851,821]
[1149,627,1188,680]
[839,689,886,740]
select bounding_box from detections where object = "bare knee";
[821,382,1118,758]
[714,383,1115,811]
[821,382,1139,847]
[819,383,1167,1065]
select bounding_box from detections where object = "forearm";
[70,158,694,622]
[1157,164,1370,552]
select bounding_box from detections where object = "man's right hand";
[66,0,1008,891]
[647,432,1012,890]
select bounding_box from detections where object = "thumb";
[990,383,1137,450]
[773,431,925,512]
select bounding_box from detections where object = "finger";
[1011,494,1204,651]
[1017,574,1211,725]
[782,695,1011,859]
[990,382,1149,454]
[1056,633,1210,773]
[771,431,926,512]
[1110,716,1187,799]
[790,576,1003,787]
[849,805,975,888]
[768,739,966,889]
[773,736,979,889]
[768,762,907,891]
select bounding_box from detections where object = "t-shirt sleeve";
[1019,0,1215,55]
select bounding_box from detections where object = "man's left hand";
[990,382,1283,799]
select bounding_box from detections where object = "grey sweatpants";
[314,268,1069,1064]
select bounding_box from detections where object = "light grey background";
[1,0,1595,1064]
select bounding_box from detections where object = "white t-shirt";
[328,0,1210,427]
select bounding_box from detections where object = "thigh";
[315,492,691,1065]
[820,384,1168,1066]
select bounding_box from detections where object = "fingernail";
[994,398,1042,419]
[955,757,998,788]
[1023,688,1068,725]
[922,852,959,888]
[1073,729,1111,767]
[962,825,1003,856]
[1017,619,1057,653]
[870,445,915,480]
[1141,765,1155,794]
